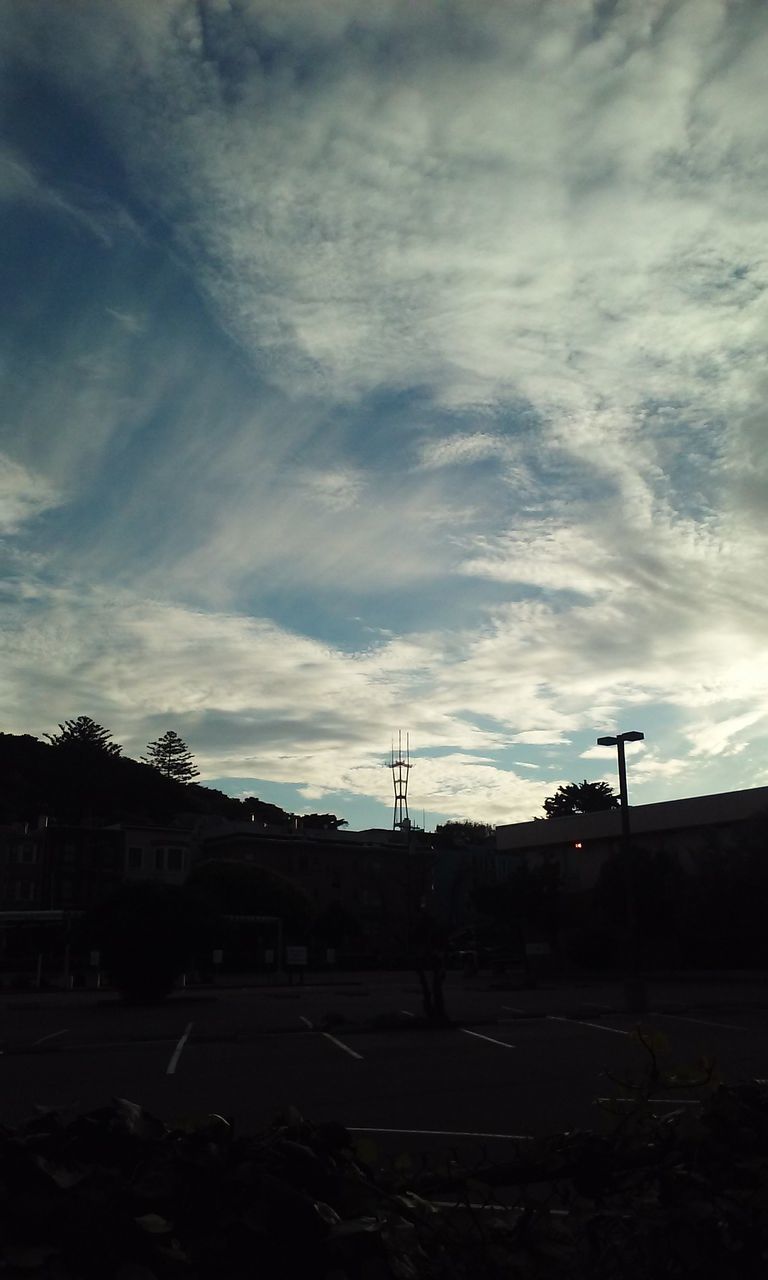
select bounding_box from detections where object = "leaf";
[34,1155,88,1189]
[353,1138,379,1166]
[465,1178,494,1201]
[2,1245,58,1269]
[135,1213,173,1234]
[112,1098,166,1141]
[171,1112,231,1139]
[315,1200,342,1226]
[393,1192,439,1216]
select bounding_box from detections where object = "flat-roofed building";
[495,786,768,890]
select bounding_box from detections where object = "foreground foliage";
[3,1036,768,1277]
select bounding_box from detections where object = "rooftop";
[496,785,768,851]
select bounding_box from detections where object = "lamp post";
[596,731,646,1014]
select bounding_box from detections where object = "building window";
[128,847,143,870]
[166,848,184,872]
[18,844,37,864]
[155,849,165,871]
[14,880,35,902]
[60,879,74,902]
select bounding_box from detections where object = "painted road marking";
[655,1013,750,1033]
[299,1015,314,1029]
[349,1127,533,1140]
[432,1202,568,1214]
[461,1029,516,1049]
[31,1029,69,1047]
[322,1032,363,1060]
[596,1097,700,1105]
[62,1039,180,1051]
[166,1022,194,1075]
[547,1015,629,1036]
[400,1009,415,1017]
[502,1006,527,1014]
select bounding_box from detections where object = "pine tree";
[46,716,122,755]
[143,730,199,783]
[542,779,619,818]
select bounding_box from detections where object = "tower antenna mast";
[389,731,412,831]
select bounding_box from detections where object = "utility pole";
[597,731,646,1014]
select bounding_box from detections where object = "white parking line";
[431,1201,567,1214]
[166,1022,194,1075]
[299,1015,314,1029]
[502,1006,527,1014]
[322,1032,363,1060]
[655,1013,750,1033]
[32,1029,69,1047]
[67,1039,181,1050]
[547,1015,629,1036]
[400,1009,415,1017]
[461,1029,516,1049]
[596,1097,700,1105]
[349,1126,533,1140]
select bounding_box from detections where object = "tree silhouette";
[434,820,494,846]
[543,779,618,818]
[143,730,199,782]
[46,716,121,756]
[300,813,348,830]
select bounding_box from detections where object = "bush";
[6,1034,768,1277]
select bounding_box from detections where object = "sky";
[1,0,767,832]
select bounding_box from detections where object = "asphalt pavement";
[2,972,768,1172]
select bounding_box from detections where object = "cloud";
[686,708,768,758]
[2,1,768,825]
[417,433,517,470]
[510,730,572,746]
[0,144,138,247]
[0,455,60,532]
[7,0,763,431]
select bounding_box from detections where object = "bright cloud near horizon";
[2,0,767,829]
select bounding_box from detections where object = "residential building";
[119,825,198,884]
[199,823,432,959]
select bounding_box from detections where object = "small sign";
[212,949,224,965]
[285,945,308,966]
[525,942,551,957]
[264,949,275,966]
[89,950,100,967]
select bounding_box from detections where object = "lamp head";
[621,731,645,743]
[596,736,617,747]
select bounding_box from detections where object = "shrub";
[6,1034,768,1277]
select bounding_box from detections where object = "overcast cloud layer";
[2,0,767,827]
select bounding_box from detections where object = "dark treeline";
[0,730,293,829]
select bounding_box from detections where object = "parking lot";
[2,973,768,1168]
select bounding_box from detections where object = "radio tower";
[389,731,412,832]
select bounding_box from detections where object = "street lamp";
[596,731,646,1013]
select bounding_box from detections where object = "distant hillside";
[0,733,291,828]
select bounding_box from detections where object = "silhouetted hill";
[0,733,291,828]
